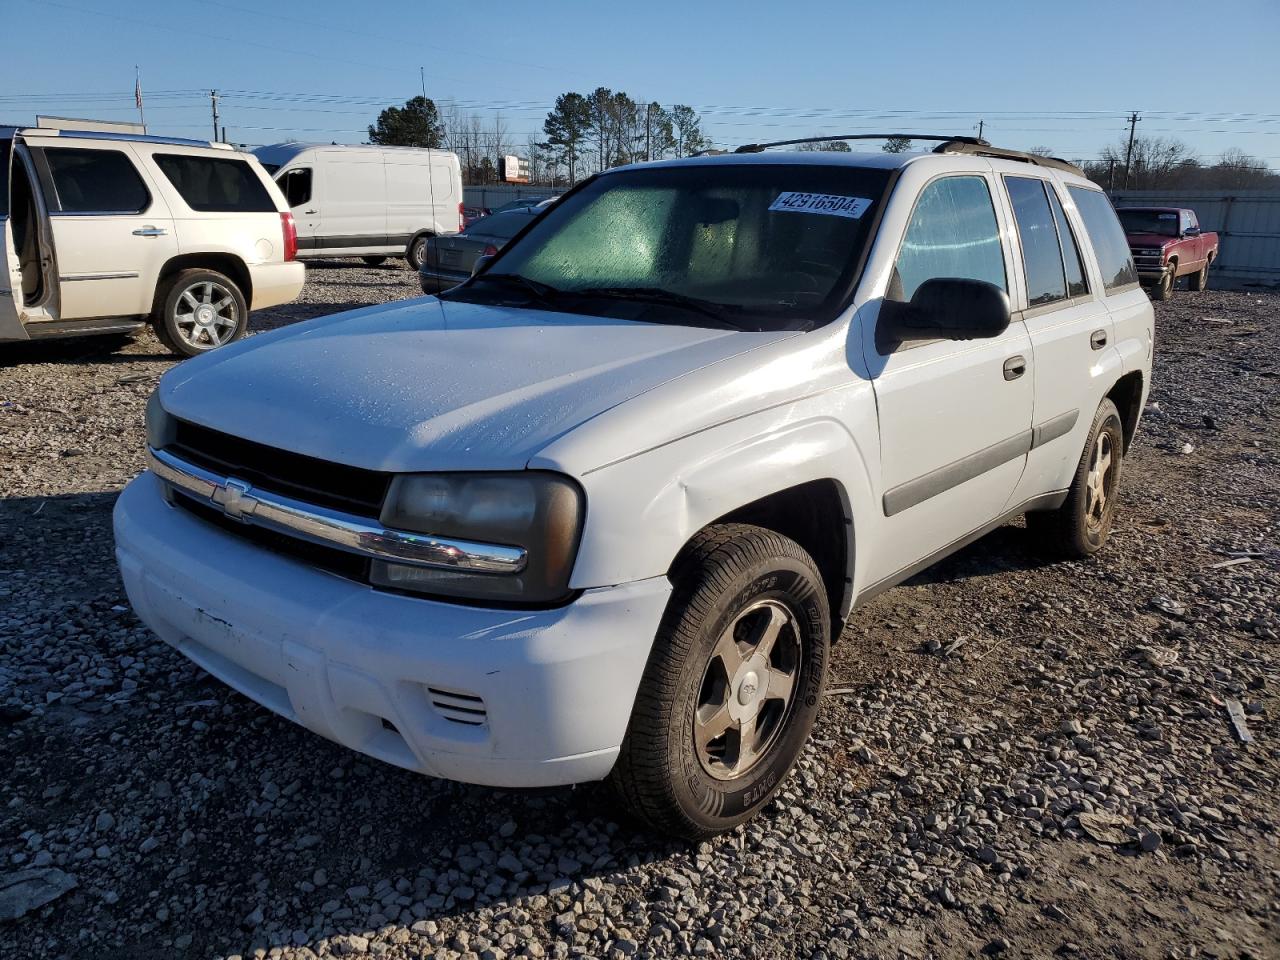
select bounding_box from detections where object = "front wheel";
[152,269,248,357]
[1150,267,1174,301]
[360,255,388,266]
[609,524,830,839]
[1026,398,1125,559]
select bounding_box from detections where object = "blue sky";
[4,0,1279,166]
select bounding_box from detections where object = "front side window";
[44,147,149,214]
[891,175,1006,302]
[278,168,312,208]
[1005,176,1067,307]
[154,154,276,213]
[453,163,893,331]
[1071,187,1139,291]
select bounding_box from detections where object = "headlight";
[372,472,584,604]
[145,390,175,449]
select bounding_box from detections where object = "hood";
[1124,232,1175,247]
[160,297,795,472]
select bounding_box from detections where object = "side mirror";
[472,254,495,277]
[879,278,1011,349]
[1183,226,1200,237]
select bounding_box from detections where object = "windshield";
[445,163,892,330]
[1118,209,1180,237]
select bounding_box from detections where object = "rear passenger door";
[862,172,1035,582]
[31,139,178,320]
[0,131,27,338]
[1002,174,1116,503]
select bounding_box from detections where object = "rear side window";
[1005,177,1067,306]
[1045,185,1088,298]
[154,154,276,213]
[1068,187,1138,291]
[278,168,312,208]
[45,147,149,214]
[892,175,1006,301]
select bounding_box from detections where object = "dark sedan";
[419,209,540,293]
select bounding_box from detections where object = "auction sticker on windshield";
[769,192,872,219]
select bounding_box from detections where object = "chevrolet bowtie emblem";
[212,478,257,520]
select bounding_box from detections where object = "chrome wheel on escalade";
[610,525,829,839]
[153,269,249,358]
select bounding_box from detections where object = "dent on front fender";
[566,413,878,605]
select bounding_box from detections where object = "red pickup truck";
[1117,206,1219,300]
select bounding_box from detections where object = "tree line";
[366,91,711,186]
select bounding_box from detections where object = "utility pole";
[645,102,652,162]
[1107,158,1116,192]
[210,90,220,142]
[1123,111,1141,189]
[419,66,427,99]
[976,119,985,141]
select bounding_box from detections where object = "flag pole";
[135,66,146,133]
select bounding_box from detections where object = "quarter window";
[891,176,1006,302]
[1005,176,1066,306]
[1045,185,1088,298]
[1068,187,1139,291]
[154,154,276,213]
[44,148,149,214]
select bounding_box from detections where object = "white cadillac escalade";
[114,136,1154,839]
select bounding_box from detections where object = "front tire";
[152,269,248,357]
[1026,398,1125,559]
[360,256,388,266]
[609,524,830,840]
[1149,266,1174,301]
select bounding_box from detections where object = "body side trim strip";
[883,429,1033,517]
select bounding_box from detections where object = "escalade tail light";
[280,212,298,262]
[458,201,465,233]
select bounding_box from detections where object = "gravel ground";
[2,263,1277,960]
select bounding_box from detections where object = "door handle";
[1003,355,1027,381]
[304,209,318,214]
[131,226,167,237]
[1090,329,1108,350]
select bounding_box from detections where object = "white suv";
[2,126,304,356]
[114,137,1153,838]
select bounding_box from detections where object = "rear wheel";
[609,524,830,839]
[405,234,431,271]
[1182,261,1203,291]
[1026,398,1125,559]
[152,268,248,357]
[360,256,387,266]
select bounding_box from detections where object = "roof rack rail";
[733,133,985,154]
[932,140,1084,176]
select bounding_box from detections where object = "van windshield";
[443,163,892,331]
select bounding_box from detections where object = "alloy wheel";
[1084,430,1116,532]
[173,280,238,349]
[694,599,802,780]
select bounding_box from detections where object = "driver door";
[860,172,1034,583]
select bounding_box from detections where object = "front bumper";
[113,472,670,787]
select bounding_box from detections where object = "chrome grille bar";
[147,447,527,575]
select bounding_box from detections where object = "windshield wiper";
[573,286,746,329]
[466,272,563,304]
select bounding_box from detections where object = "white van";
[252,143,463,269]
